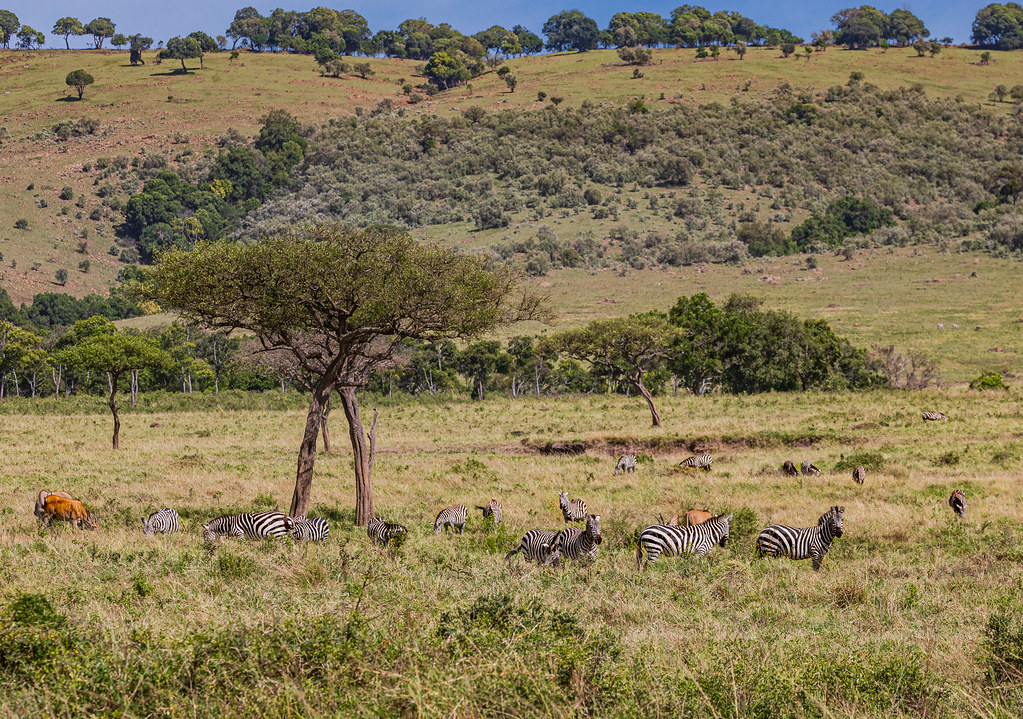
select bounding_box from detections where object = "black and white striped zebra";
[368,516,408,546]
[636,514,733,569]
[756,506,844,571]
[434,504,468,534]
[922,411,948,422]
[801,461,821,476]
[504,529,562,565]
[475,499,502,525]
[141,508,179,536]
[949,490,967,519]
[202,511,293,542]
[290,517,329,542]
[852,466,865,484]
[202,514,241,542]
[557,514,602,564]
[614,454,637,475]
[558,492,587,524]
[679,453,713,472]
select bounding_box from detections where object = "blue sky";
[8,2,985,48]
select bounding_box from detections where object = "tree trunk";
[288,376,331,519]
[320,392,332,453]
[338,386,375,526]
[108,371,120,449]
[633,378,661,427]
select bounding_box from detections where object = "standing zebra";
[636,514,732,569]
[504,528,562,565]
[558,492,587,524]
[290,517,330,542]
[434,504,468,534]
[948,490,967,519]
[852,466,865,485]
[368,516,408,546]
[678,454,713,472]
[801,461,821,476]
[475,499,502,525]
[922,412,949,422]
[141,508,179,536]
[782,460,799,476]
[557,514,602,564]
[757,506,844,571]
[202,511,293,542]
[614,454,637,475]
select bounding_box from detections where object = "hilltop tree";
[0,10,18,49]
[512,25,544,54]
[141,224,549,524]
[543,10,600,52]
[424,50,471,89]
[65,70,95,99]
[972,3,1023,49]
[161,36,203,72]
[887,9,928,45]
[53,17,84,49]
[111,33,127,50]
[84,17,115,49]
[16,25,44,49]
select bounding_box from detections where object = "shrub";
[14,219,28,230]
[970,371,1008,391]
[59,186,73,201]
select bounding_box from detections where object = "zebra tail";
[504,547,520,561]
[635,543,644,571]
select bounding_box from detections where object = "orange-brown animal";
[34,490,73,522]
[40,495,97,530]
[684,509,715,526]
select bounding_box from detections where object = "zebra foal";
[475,499,502,525]
[368,516,408,546]
[922,411,948,422]
[434,504,468,534]
[757,506,844,571]
[141,508,179,536]
[558,492,587,524]
[678,453,713,472]
[614,454,637,475]
[290,517,330,542]
[636,514,732,569]
[505,529,562,566]
[948,490,967,519]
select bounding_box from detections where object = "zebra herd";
[137,508,331,543]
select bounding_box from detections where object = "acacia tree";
[84,17,115,49]
[141,225,549,523]
[65,70,94,99]
[53,17,84,49]
[160,36,203,72]
[544,314,677,426]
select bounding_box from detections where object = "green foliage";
[54,269,68,286]
[13,218,28,230]
[985,609,1023,683]
[7,593,66,628]
[160,36,203,72]
[52,17,83,49]
[973,4,1023,49]
[84,17,115,48]
[791,196,894,250]
[834,449,887,472]
[424,50,472,90]
[64,69,94,100]
[970,371,1008,391]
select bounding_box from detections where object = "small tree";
[993,84,1009,102]
[55,269,68,286]
[980,51,992,65]
[65,70,95,99]
[16,25,44,50]
[504,74,518,92]
[160,36,203,72]
[84,17,115,49]
[53,17,84,49]
[353,62,374,79]
[734,41,747,60]
[111,33,127,50]
[781,42,795,57]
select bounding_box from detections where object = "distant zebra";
[614,454,637,475]
[782,460,799,476]
[290,517,330,542]
[558,492,587,524]
[141,508,179,536]
[505,529,562,566]
[801,461,821,476]
[636,514,733,569]
[368,516,408,546]
[557,514,602,564]
[852,465,866,484]
[922,411,948,422]
[949,490,967,519]
[475,499,502,525]
[434,504,468,534]
[679,453,713,472]
[757,505,845,571]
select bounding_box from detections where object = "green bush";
[985,610,1023,684]
[970,371,1008,391]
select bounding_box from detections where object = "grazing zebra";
[367,516,408,546]
[202,511,293,542]
[558,492,587,524]
[475,499,502,525]
[757,505,845,571]
[922,411,949,422]
[782,460,799,476]
[557,514,602,564]
[290,517,330,542]
[202,514,242,541]
[852,466,866,484]
[505,529,562,565]
[614,454,637,475]
[434,504,468,534]
[949,490,967,519]
[678,453,713,472]
[141,508,179,536]
[636,514,733,569]
[801,461,821,476]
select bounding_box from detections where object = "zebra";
[678,454,713,472]
[434,504,468,534]
[290,517,329,542]
[614,454,637,475]
[782,460,799,476]
[801,461,821,476]
[202,511,293,542]
[558,492,587,524]
[852,465,866,484]
[636,514,733,569]
[922,411,949,422]
[504,529,562,565]
[202,514,242,541]
[948,490,967,519]
[368,516,408,546]
[757,505,845,571]
[141,508,179,536]
[475,499,502,526]
[557,514,602,564]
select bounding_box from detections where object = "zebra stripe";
[475,499,502,525]
[679,454,713,472]
[557,514,602,564]
[505,529,561,565]
[202,514,241,541]
[368,516,408,546]
[757,506,844,571]
[949,490,967,519]
[852,466,865,484]
[235,511,294,540]
[636,514,733,569]
[801,461,821,476]
[142,508,180,536]
[922,411,949,422]
[434,504,468,534]
[558,492,587,524]
[614,454,637,475]
[290,517,330,542]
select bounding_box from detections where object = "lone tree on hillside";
[84,17,115,49]
[53,17,84,49]
[65,70,95,99]
[141,225,550,523]
[160,36,203,72]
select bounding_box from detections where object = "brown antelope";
[41,495,97,530]
[684,509,715,526]
[782,460,799,476]
[34,490,73,522]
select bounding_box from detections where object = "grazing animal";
[34,490,72,522]
[922,411,949,422]
[202,514,242,541]
[937,323,944,330]
[952,324,959,329]
[475,499,502,525]
[141,508,179,536]
[434,504,468,534]
[367,516,408,546]
[948,490,967,519]
[782,460,799,476]
[757,506,845,571]
[852,466,866,484]
[614,454,637,475]
[558,491,587,524]
[636,514,733,569]
[557,514,602,564]
[202,511,293,542]
[678,454,713,472]
[40,496,97,530]
[505,529,562,565]
[801,461,821,476]
[290,517,330,542]
[683,509,714,526]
